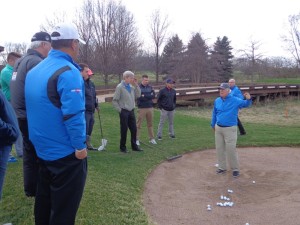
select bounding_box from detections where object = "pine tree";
[160,35,185,78]
[211,36,233,82]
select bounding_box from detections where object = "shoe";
[157,136,162,141]
[136,140,140,146]
[149,139,157,144]
[88,146,97,150]
[8,156,17,163]
[132,147,143,152]
[170,135,176,139]
[240,132,246,136]
[120,149,129,153]
[216,169,226,174]
[233,171,240,178]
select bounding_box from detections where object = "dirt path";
[143,147,300,225]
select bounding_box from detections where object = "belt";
[217,124,232,128]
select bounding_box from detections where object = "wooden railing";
[100,84,300,103]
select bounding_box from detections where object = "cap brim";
[78,38,86,44]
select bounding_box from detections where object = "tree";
[211,36,233,82]
[184,33,210,83]
[75,0,140,85]
[237,39,264,82]
[149,10,169,83]
[160,34,185,79]
[281,13,300,70]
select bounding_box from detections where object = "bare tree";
[0,42,27,64]
[281,13,300,70]
[149,10,169,83]
[237,38,264,82]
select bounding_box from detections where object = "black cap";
[31,32,51,43]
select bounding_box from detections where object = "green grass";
[1,103,300,224]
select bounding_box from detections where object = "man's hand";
[132,77,138,86]
[244,92,251,100]
[75,148,87,159]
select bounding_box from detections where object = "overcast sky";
[1,0,299,57]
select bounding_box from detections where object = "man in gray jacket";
[10,31,51,197]
[112,71,142,153]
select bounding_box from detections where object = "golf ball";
[215,163,219,167]
[252,181,256,184]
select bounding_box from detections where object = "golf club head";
[98,145,105,151]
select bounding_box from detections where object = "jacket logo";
[71,88,82,93]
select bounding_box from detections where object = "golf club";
[96,106,107,151]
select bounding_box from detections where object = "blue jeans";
[0,145,12,200]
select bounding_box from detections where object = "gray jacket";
[112,80,141,112]
[10,49,45,119]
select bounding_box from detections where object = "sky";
[1,0,299,58]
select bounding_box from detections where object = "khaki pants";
[136,108,154,140]
[215,125,239,171]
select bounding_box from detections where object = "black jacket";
[11,49,45,119]
[157,87,176,111]
[85,79,98,113]
[137,84,155,108]
[0,90,19,146]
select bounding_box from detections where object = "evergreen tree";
[185,33,210,83]
[211,36,234,82]
[160,35,185,78]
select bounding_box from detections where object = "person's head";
[7,52,22,66]
[123,70,135,84]
[218,83,231,98]
[79,63,89,80]
[30,31,52,57]
[50,23,86,61]
[141,74,149,86]
[165,78,175,88]
[228,79,236,88]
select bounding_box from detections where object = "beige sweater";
[112,80,141,112]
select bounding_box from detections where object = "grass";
[1,100,300,225]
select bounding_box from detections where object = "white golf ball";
[207,204,211,208]
[245,223,250,225]
[215,163,219,167]
[207,207,212,211]
[252,181,256,184]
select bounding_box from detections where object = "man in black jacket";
[10,31,51,197]
[79,63,98,150]
[136,75,156,145]
[156,78,177,140]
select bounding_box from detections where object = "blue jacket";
[0,90,19,146]
[25,49,86,161]
[137,84,155,108]
[230,85,244,99]
[211,94,252,128]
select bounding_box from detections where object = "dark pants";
[18,118,39,197]
[119,109,138,150]
[35,153,87,225]
[85,111,95,136]
[237,117,246,135]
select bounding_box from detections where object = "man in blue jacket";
[229,78,246,135]
[211,83,252,178]
[25,23,87,225]
[0,90,19,200]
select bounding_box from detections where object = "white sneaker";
[136,140,140,146]
[149,139,157,144]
